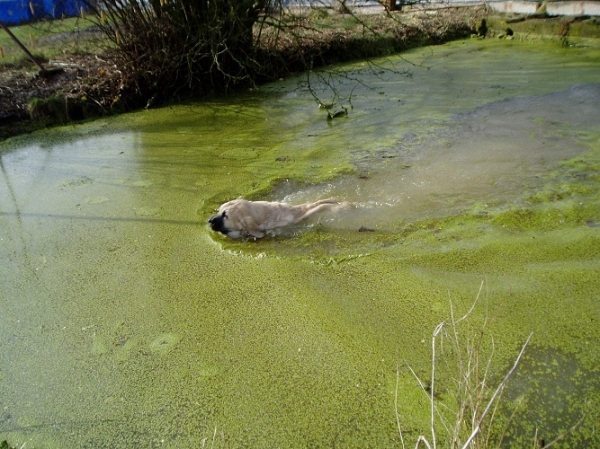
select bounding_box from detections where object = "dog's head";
[208,207,243,239]
[208,210,230,235]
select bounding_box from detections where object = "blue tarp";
[0,0,85,26]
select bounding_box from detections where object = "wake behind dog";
[208,198,347,239]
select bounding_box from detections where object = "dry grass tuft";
[396,281,533,449]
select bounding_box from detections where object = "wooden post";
[0,20,46,72]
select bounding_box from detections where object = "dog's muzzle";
[208,212,229,235]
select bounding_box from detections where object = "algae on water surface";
[0,39,599,447]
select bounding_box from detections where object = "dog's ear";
[208,211,224,225]
[208,210,228,228]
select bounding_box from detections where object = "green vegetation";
[2,5,599,140]
[0,17,101,68]
[397,285,535,449]
[485,15,600,46]
[1,40,599,443]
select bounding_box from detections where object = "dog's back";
[209,198,346,239]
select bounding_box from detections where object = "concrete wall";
[488,1,539,14]
[482,1,600,16]
[547,1,600,15]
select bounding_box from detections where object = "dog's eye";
[222,211,228,219]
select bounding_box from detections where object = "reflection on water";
[1,40,600,447]
[275,85,600,231]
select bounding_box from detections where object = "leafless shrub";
[82,0,483,108]
[83,0,280,104]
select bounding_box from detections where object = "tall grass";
[396,282,533,449]
[395,281,592,448]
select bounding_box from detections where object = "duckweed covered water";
[1,39,599,447]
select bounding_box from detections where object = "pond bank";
[2,6,599,141]
[0,6,482,140]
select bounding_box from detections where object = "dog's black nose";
[208,213,229,235]
[208,215,221,228]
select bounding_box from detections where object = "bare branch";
[395,367,407,449]
[460,332,534,449]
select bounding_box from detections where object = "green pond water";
[1,39,599,447]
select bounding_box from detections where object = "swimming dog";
[208,198,345,239]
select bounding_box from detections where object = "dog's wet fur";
[208,198,345,239]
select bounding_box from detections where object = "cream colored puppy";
[208,198,345,239]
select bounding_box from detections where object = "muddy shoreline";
[1,6,598,142]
